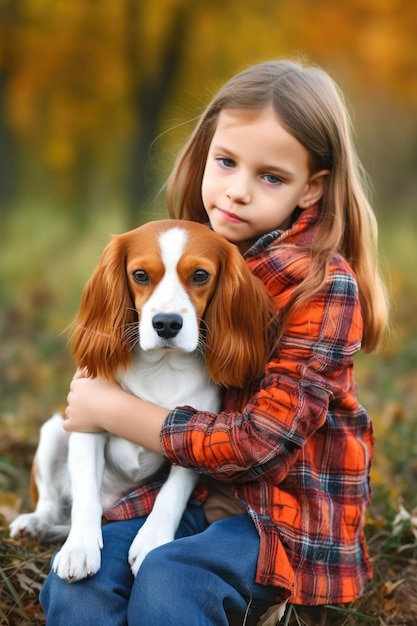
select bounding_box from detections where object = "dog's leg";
[128,466,198,576]
[9,413,71,541]
[52,432,106,582]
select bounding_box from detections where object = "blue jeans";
[40,508,278,625]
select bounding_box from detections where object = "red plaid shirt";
[104,206,373,605]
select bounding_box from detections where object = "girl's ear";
[298,169,329,209]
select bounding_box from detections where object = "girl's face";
[202,107,328,252]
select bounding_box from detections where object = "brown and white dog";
[10,219,276,583]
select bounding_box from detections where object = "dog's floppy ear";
[204,244,278,388]
[71,234,136,380]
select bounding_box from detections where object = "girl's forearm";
[64,376,170,454]
[100,391,169,454]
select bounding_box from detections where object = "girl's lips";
[217,208,245,224]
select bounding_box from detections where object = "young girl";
[40,59,388,624]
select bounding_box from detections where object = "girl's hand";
[64,374,124,434]
[64,370,169,453]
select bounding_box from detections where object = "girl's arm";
[64,375,169,455]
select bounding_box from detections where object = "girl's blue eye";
[217,157,235,168]
[263,174,282,185]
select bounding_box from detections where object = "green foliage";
[354,214,417,513]
[0,202,128,438]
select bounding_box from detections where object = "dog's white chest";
[120,348,221,413]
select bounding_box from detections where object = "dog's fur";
[10,219,276,582]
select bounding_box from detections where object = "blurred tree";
[0,0,415,224]
[124,0,192,226]
[0,0,18,212]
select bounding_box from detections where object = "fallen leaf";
[257,601,287,625]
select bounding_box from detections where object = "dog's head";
[71,220,278,388]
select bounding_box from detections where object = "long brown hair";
[166,60,388,351]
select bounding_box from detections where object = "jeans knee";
[41,568,131,626]
[40,573,84,624]
[129,542,235,626]
[134,546,173,597]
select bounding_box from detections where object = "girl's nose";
[226,176,251,204]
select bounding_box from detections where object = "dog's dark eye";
[132,270,149,284]
[192,269,210,284]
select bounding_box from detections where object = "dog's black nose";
[152,313,183,339]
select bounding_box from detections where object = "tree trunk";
[125,1,191,228]
[0,0,18,213]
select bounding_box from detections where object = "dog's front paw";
[53,529,103,582]
[128,523,174,577]
[9,513,51,540]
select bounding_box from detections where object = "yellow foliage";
[0,492,22,525]
[43,139,75,170]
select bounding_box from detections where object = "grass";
[0,202,416,624]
